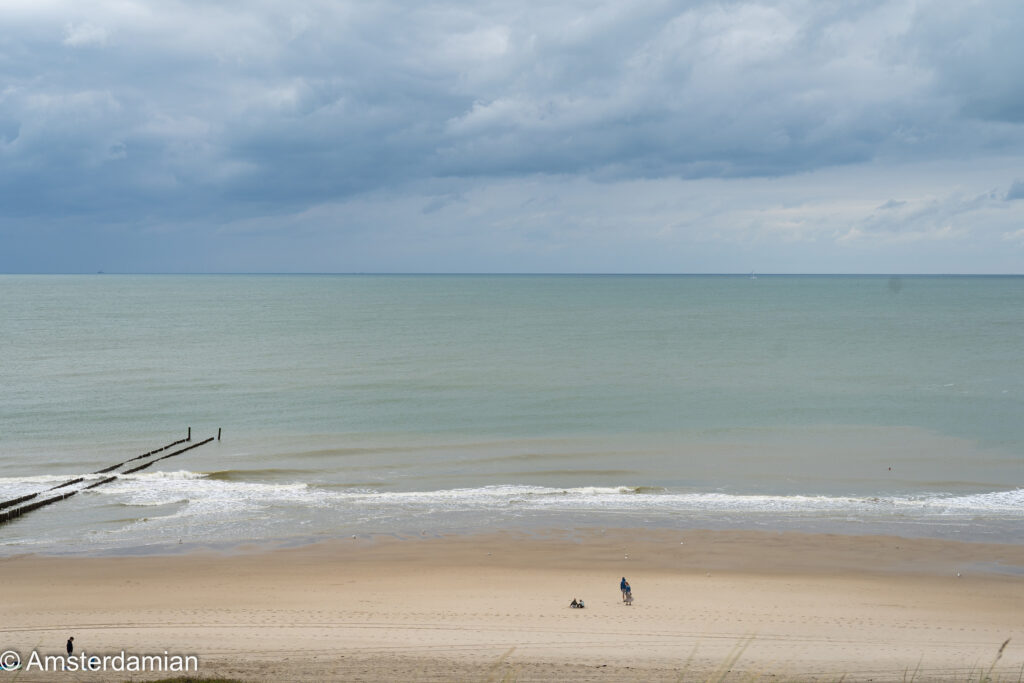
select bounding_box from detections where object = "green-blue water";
[2,275,1023,553]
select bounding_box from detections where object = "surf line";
[0,431,216,527]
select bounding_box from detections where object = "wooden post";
[217,427,221,441]
[187,426,191,441]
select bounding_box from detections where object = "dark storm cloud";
[0,0,1022,271]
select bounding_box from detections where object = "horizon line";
[2,271,1023,277]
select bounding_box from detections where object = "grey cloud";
[909,0,1024,124]
[63,23,109,47]
[878,200,907,210]
[1007,180,1024,201]
[3,5,1015,190]
[852,190,1003,242]
[1,0,1023,272]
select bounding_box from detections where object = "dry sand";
[2,528,1023,681]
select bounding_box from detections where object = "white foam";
[94,474,318,510]
[333,485,1024,518]
[119,470,208,481]
[0,473,107,485]
[8,471,1024,553]
[0,473,110,499]
[915,488,1024,512]
[10,472,1024,520]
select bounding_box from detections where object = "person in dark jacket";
[66,637,74,655]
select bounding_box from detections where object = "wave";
[312,482,388,490]
[0,473,109,485]
[329,485,1024,516]
[119,470,207,481]
[6,469,1024,521]
[0,470,206,488]
[107,498,191,508]
[204,468,318,482]
[5,475,1023,555]
[624,486,666,494]
[916,488,1024,512]
[513,469,639,477]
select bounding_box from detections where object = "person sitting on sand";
[570,598,579,608]
[577,598,585,608]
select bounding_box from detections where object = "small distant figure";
[66,637,74,655]
[570,598,585,608]
[620,577,630,602]
[578,598,585,608]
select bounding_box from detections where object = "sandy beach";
[2,528,1023,682]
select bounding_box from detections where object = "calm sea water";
[1,274,1022,553]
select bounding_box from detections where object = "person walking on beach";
[66,637,74,655]
[620,577,630,602]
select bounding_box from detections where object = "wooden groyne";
[92,437,189,474]
[0,490,79,526]
[48,477,85,491]
[121,437,214,475]
[84,475,119,490]
[0,435,190,514]
[0,493,38,512]
[0,431,215,528]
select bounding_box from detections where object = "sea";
[1,274,1022,555]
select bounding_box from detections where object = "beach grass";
[483,647,518,683]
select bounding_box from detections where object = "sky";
[1,0,1023,274]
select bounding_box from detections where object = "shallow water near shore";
[2,274,1023,553]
